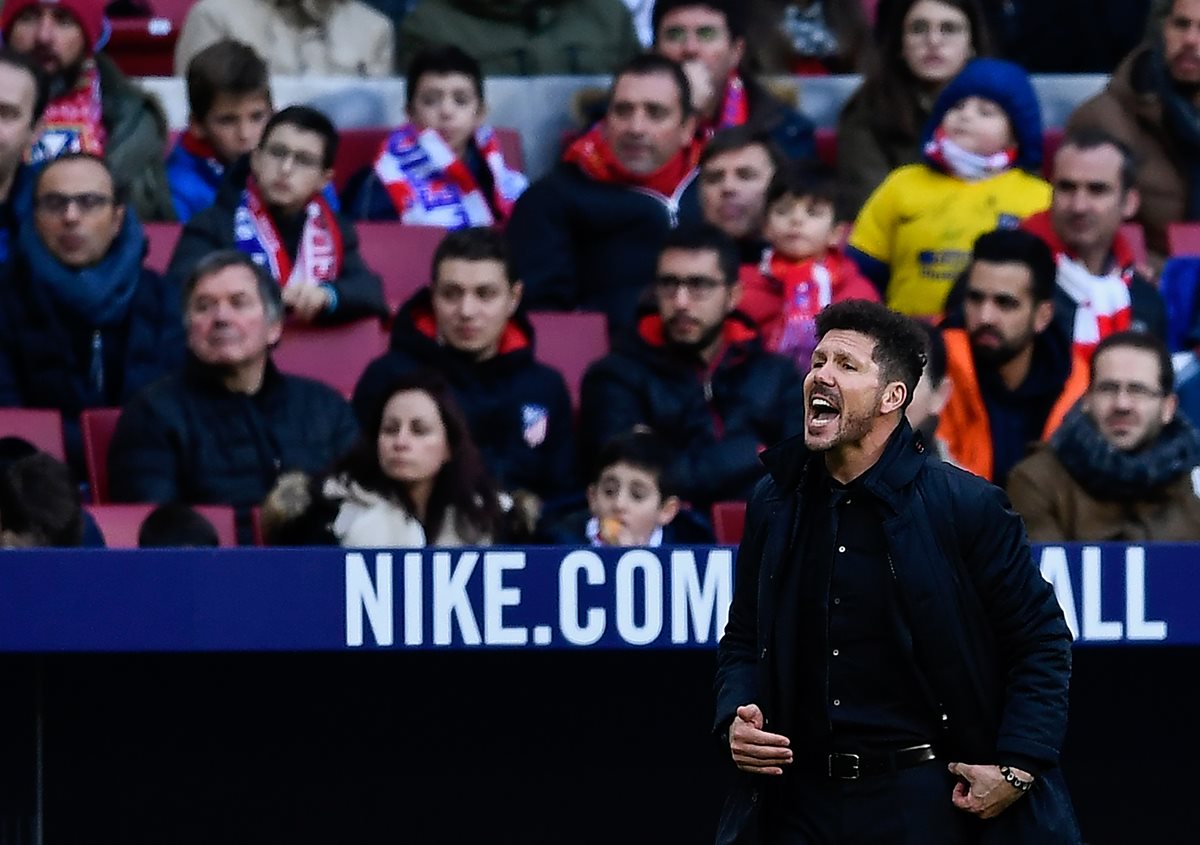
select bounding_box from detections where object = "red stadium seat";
[1168,222,1200,257]
[0,408,66,461]
[528,311,609,410]
[85,503,238,548]
[815,127,837,169]
[105,16,179,77]
[81,407,122,504]
[1119,222,1147,266]
[356,222,446,311]
[143,222,181,274]
[273,317,389,398]
[711,501,747,545]
[333,126,527,193]
[1041,127,1065,179]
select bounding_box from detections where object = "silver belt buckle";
[828,752,861,780]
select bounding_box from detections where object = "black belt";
[805,744,937,780]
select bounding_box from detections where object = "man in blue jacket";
[714,299,1079,844]
[0,153,185,474]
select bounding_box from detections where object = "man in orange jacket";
[938,229,1089,484]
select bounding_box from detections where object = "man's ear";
[1033,298,1055,334]
[1162,392,1179,426]
[727,279,743,311]
[880,381,907,416]
[508,280,524,316]
[656,495,682,527]
[1121,187,1141,221]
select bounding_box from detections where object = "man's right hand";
[729,704,792,775]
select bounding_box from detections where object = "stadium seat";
[1041,127,1065,179]
[528,311,609,409]
[273,317,389,398]
[1120,222,1147,266]
[333,127,527,193]
[85,503,238,548]
[1168,222,1200,257]
[0,408,66,461]
[80,407,122,504]
[815,127,837,169]
[356,222,446,311]
[711,501,747,545]
[144,222,182,274]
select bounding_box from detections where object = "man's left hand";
[948,762,1031,819]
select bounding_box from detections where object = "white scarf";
[1055,254,1132,349]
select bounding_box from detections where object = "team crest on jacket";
[522,404,548,448]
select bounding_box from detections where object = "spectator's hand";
[682,59,716,116]
[283,284,331,322]
[729,704,792,775]
[948,762,1030,819]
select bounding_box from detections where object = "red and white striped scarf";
[29,60,106,163]
[233,177,343,287]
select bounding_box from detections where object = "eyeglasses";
[1092,381,1164,401]
[34,192,114,215]
[654,274,726,298]
[259,143,324,171]
[903,19,968,40]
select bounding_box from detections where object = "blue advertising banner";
[0,543,1193,652]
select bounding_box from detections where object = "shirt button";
[832,649,839,656]
[760,648,767,658]
[845,498,852,505]
[833,597,841,605]
[838,545,846,553]
[832,699,841,706]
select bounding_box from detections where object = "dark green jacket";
[98,53,175,222]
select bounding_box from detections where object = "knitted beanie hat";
[1,0,106,53]
[922,58,1044,172]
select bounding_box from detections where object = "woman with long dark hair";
[837,0,992,215]
[262,369,504,547]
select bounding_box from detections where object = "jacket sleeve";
[323,218,388,324]
[1004,457,1068,543]
[958,480,1073,772]
[108,393,184,504]
[713,475,774,735]
[506,177,580,311]
[99,57,174,223]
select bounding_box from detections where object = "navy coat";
[713,423,1080,845]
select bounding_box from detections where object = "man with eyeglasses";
[578,223,804,510]
[0,49,47,266]
[168,105,387,325]
[1008,330,1200,541]
[938,229,1089,486]
[652,0,815,161]
[0,0,175,222]
[0,153,185,475]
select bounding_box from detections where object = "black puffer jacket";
[579,311,805,508]
[109,357,358,542]
[352,288,578,502]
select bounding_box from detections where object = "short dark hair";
[766,162,844,221]
[260,105,338,169]
[699,125,785,173]
[917,321,947,387]
[652,0,747,41]
[0,449,82,547]
[138,503,220,548]
[1090,330,1175,395]
[35,152,128,206]
[969,228,1057,303]
[1056,126,1138,192]
[405,44,484,110]
[592,430,678,499]
[185,39,271,122]
[611,52,694,118]
[182,249,284,324]
[658,222,741,286]
[431,227,516,288]
[814,300,928,409]
[0,47,49,126]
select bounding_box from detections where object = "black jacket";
[579,311,805,508]
[352,289,578,501]
[166,156,387,325]
[713,423,1079,845]
[109,357,358,542]
[506,161,702,337]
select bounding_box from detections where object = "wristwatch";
[1000,765,1034,793]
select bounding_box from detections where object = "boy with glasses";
[579,223,805,510]
[167,105,387,325]
[0,153,185,476]
[1008,330,1200,541]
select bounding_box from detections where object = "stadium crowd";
[1,0,1199,550]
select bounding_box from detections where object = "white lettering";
[558,550,605,645]
[403,552,423,646]
[615,550,663,646]
[484,552,527,646]
[345,552,393,647]
[670,549,733,644]
[1038,546,1079,641]
[432,551,481,646]
[1124,547,1167,641]
[1081,546,1122,641]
